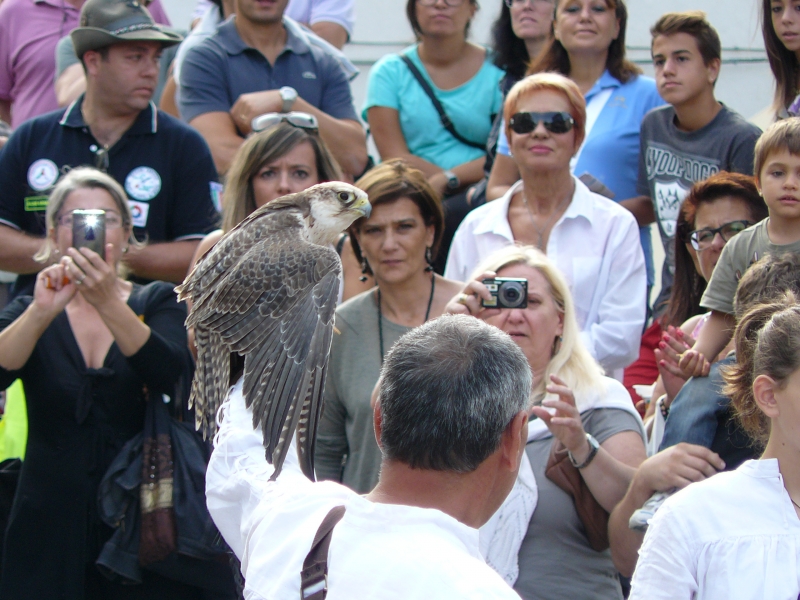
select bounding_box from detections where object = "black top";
[0,97,220,295]
[0,282,192,599]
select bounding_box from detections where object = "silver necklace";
[520,183,573,250]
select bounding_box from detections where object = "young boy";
[629,11,762,312]
[681,118,800,376]
[622,11,761,397]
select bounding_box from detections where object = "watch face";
[125,166,162,201]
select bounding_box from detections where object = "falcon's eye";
[338,191,354,204]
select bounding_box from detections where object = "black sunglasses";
[509,111,575,135]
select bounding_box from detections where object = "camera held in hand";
[72,209,106,255]
[481,277,528,309]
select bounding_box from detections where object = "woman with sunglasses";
[486,0,663,290]
[446,73,646,375]
[188,113,374,299]
[0,168,234,598]
[642,173,768,431]
[363,0,504,271]
[481,0,555,178]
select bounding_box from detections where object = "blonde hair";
[503,72,587,150]
[471,245,604,402]
[35,167,141,265]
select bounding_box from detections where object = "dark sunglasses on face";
[509,111,575,135]
[689,220,752,251]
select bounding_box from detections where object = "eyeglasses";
[504,0,555,8]
[509,111,575,135]
[251,111,319,133]
[56,209,125,229]
[689,220,752,251]
[417,0,467,6]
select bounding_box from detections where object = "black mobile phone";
[72,209,106,255]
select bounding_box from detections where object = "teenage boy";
[680,118,800,378]
[621,11,761,398]
[624,11,761,312]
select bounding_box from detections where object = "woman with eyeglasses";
[363,0,505,272]
[642,172,768,422]
[0,168,233,598]
[446,73,646,375]
[486,0,663,295]
[188,113,373,300]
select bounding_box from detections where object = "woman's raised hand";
[444,271,501,320]
[34,263,77,317]
[63,243,119,308]
[531,374,587,455]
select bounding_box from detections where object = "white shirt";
[206,381,521,600]
[444,177,646,372]
[630,459,800,600]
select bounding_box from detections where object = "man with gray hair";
[207,314,530,599]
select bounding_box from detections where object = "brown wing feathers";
[177,204,340,480]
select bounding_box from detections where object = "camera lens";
[499,281,525,308]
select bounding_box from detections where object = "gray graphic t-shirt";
[636,104,761,309]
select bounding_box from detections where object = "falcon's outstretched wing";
[177,182,370,480]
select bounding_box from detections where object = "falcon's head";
[292,182,371,246]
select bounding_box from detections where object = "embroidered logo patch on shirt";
[24,196,49,212]
[210,182,224,213]
[302,71,317,79]
[27,159,59,191]
[128,200,150,228]
[125,166,162,201]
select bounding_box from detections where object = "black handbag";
[96,396,233,592]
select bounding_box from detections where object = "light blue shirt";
[497,71,665,286]
[363,45,504,171]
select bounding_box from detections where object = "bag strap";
[300,505,346,600]
[399,54,485,151]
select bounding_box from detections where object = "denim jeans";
[659,355,736,451]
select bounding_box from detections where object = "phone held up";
[72,209,106,255]
[481,277,528,309]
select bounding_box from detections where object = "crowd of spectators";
[1,0,800,598]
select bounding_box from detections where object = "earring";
[424,246,434,273]
[122,246,129,254]
[551,335,563,356]
[359,256,369,282]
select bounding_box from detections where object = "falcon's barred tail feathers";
[177,182,371,481]
[190,325,229,440]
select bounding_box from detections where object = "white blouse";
[630,459,800,600]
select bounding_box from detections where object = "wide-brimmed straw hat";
[71,0,183,58]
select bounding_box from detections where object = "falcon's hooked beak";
[352,194,371,219]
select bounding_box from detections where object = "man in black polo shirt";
[0,0,220,297]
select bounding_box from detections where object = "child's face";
[651,32,719,108]
[758,149,800,223]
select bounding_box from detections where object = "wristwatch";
[568,433,600,469]
[443,170,459,193]
[279,86,298,113]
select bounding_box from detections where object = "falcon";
[176,182,370,480]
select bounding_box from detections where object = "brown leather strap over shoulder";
[300,505,346,600]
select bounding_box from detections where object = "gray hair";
[35,167,140,264]
[378,314,532,473]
